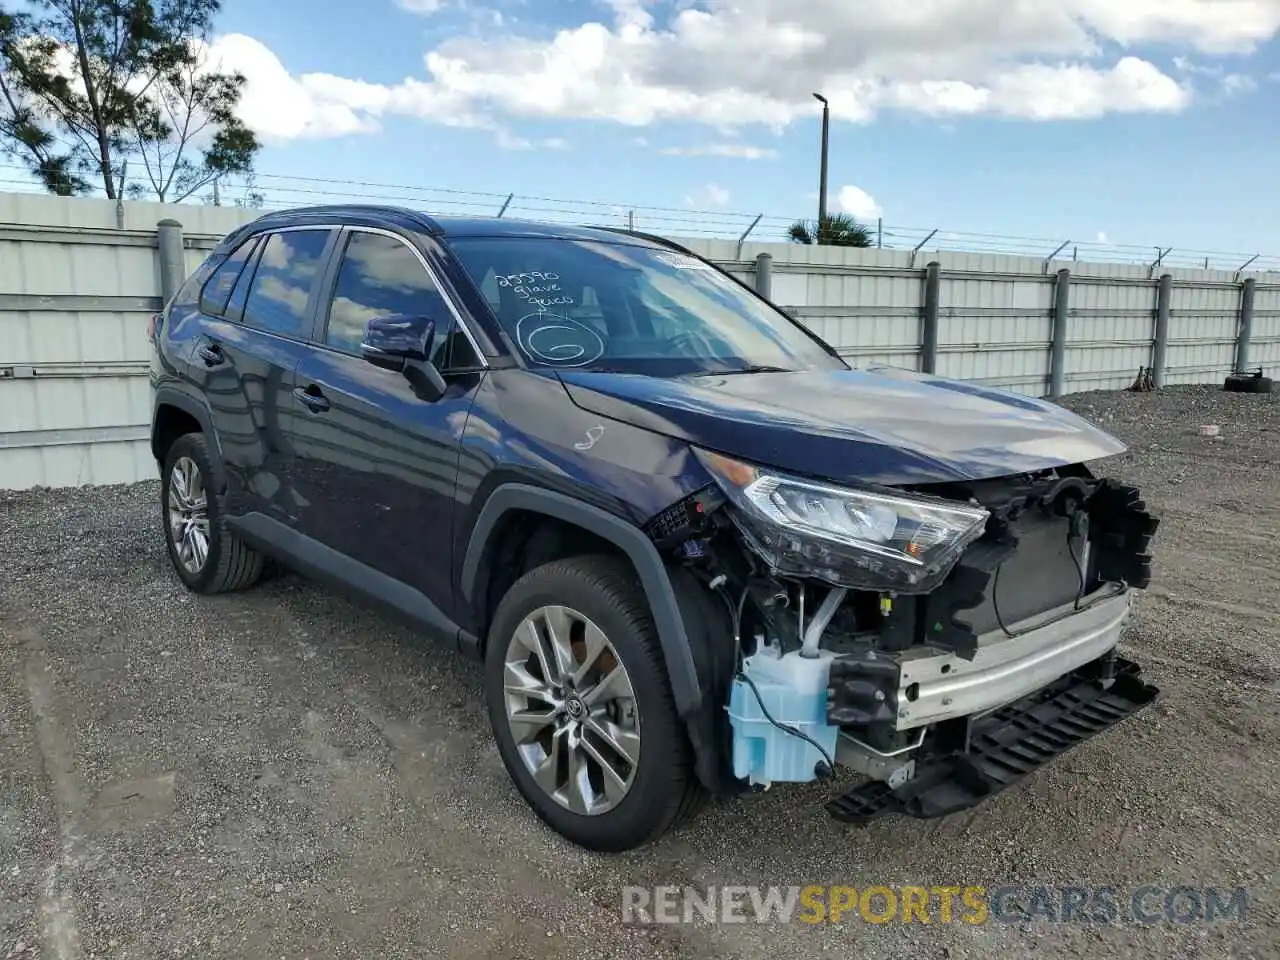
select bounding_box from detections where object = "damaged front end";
[645,449,1161,823]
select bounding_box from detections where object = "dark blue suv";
[150,206,1160,850]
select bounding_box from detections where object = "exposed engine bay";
[645,453,1161,822]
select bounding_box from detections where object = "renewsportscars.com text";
[621,884,1249,926]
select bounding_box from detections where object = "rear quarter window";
[198,237,260,316]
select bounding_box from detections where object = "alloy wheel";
[503,605,640,815]
[167,456,210,574]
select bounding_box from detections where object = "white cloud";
[206,34,485,140]
[212,1,1280,140]
[658,143,778,159]
[204,35,381,139]
[1173,55,1260,94]
[396,0,447,13]
[837,185,883,220]
[1066,0,1280,53]
[685,183,730,208]
[1222,73,1258,93]
[494,129,571,150]
[1173,55,1210,74]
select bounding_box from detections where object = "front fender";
[460,483,702,716]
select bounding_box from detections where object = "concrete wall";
[682,237,1276,398]
[2,192,1276,490]
[0,193,259,489]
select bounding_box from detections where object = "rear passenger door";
[289,227,486,617]
[191,226,338,521]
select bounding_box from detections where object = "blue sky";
[11,0,1280,258]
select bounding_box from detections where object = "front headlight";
[694,448,989,593]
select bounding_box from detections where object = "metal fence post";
[754,252,772,299]
[156,218,186,306]
[1152,273,1172,388]
[921,261,941,374]
[1235,277,1257,373]
[1049,268,1071,398]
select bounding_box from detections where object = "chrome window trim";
[267,223,346,233]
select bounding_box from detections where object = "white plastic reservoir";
[728,642,840,787]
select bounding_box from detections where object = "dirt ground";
[1,384,1277,960]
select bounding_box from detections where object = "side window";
[324,231,453,365]
[225,238,264,322]
[242,230,332,339]
[199,237,258,317]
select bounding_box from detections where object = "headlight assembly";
[693,448,989,593]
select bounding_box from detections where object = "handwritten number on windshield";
[515,312,605,367]
[496,271,573,310]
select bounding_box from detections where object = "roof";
[236,205,671,248]
[241,204,436,234]
[429,216,660,245]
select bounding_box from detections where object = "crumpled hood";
[555,366,1127,486]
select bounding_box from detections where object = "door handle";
[197,343,225,367]
[293,385,330,413]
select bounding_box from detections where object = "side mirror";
[361,314,434,370]
[361,314,448,401]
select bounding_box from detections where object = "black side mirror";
[361,314,448,401]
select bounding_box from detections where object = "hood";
[555,366,1127,486]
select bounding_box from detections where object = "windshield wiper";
[713,364,794,376]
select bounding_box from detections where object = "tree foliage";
[0,0,258,201]
[787,213,874,247]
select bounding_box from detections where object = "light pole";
[813,92,829,227]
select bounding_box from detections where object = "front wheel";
[484,556,707,851]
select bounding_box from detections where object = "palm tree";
[787,212,874,247]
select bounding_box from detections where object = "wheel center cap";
[565,696,585,720]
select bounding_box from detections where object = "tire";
[161,432,265,594]
[484,555,707,851]
[1224,373,1273,394]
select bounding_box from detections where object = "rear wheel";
[484,555,706,851]
[161,432,265,594]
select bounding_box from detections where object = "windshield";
[447,236,846,376]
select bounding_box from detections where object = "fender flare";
[151,386,228,491]
[460,483,703,717]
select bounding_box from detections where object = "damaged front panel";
[642,462,1160,812]
[867,472,1160,664]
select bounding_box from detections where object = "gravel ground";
[1,384,1277,960]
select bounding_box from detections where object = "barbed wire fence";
[3,160,1278,274]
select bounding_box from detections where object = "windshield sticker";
[515,312,605,367]
[654,251,715,272]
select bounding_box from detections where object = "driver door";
[288,227,485,615]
